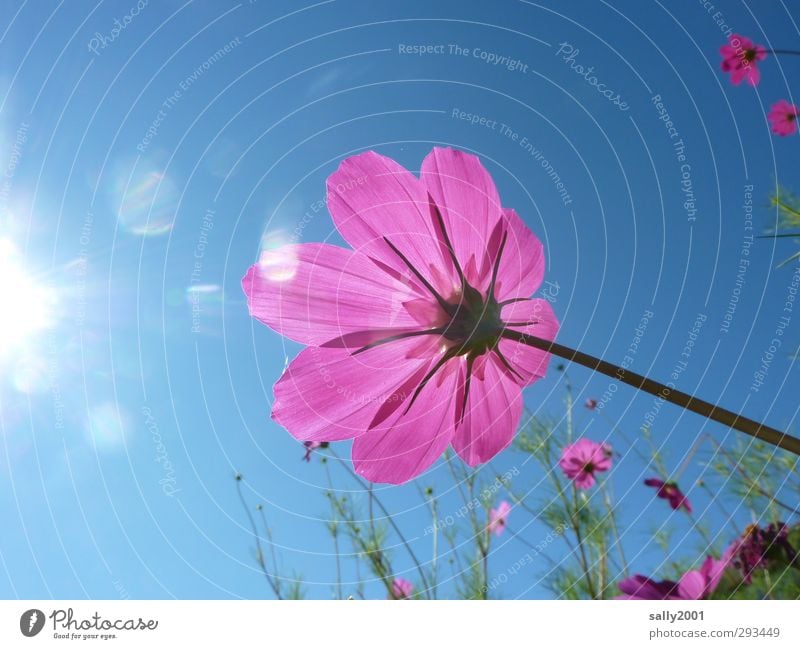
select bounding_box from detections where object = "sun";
[0,238,55,362]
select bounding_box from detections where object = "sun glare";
[0,238,55,362]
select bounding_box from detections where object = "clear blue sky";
[1,0,798,599]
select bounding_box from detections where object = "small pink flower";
[616,555,726,600]
[720,34,767,86]
[558,438,612,489]
[644,478,692,513]
[390,578,414,599]
[488,500,511,536]
[243,148,559,484]
[768,100,799,136]
[584,398,597,410]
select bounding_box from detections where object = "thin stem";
[767,49,800,56]
[257,506,282,594]
[234,476,283,600]
[323,461,344,600]
[328,449,433,595]
[602,485,629,575]
[707,437,800,517]
[502,331,800,456]
[571,484,597,599]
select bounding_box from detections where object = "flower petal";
[493,208,545,301]
[352,358,460,484]
[272,337,435,442]
[451,356,523,466]
[420,147,503,286]
[676,570,705,600]
[326,151,456,295]
[242,243,421,347]
[498,298,559,385]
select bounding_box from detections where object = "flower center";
[744,48,757,62]
[440,284,504,357]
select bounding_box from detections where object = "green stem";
[504,331,800,456]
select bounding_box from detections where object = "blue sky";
[1,0,799,599]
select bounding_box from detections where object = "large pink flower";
[558,438,612,489]
[768,100,799,136]
[616,556,726,600]
[720,34,767,86]
[243,148,559,484]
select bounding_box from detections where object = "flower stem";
[503,331,800,456]
[767,49,800,56]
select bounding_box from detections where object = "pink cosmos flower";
[243,148,559,484]
[488,500,511,536]
[720,34,767,86]
[558,438,612,489]
[584,398,597,410]
[616,555,726,600]
[725,522,796,584]
[768,100,799,136]
[390,577,414,599]
[644,478,692,513]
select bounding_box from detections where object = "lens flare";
[110,160,179,236]
[258,230,298,282]
[0,238,56,364]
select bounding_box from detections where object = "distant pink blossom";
[768,100,799,136]
[720,34,767,86]
[243,148,559,484]
[725,522,796,583]
[617,556,726,600]
[558,438,612,489]
[584,398,598,410]
[302,441,327,462]
[390,578,414,599]
[644,478,692,513]
[488,500,511,536]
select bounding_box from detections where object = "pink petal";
[492,208,545,301]
[352,357,460,484]
[420,147,503,290]
[451,356,523,466]
[243,243,421,347]
[326,151,457,296]
[701,556,726,593]
[272,337,436,442]
[676,570,705,600]
[498,299,559,385]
